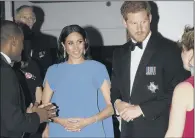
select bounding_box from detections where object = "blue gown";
[44,60,114,137]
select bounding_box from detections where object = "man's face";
[10,35,24,62]
[16,8,36,29]
[123,10,152,42]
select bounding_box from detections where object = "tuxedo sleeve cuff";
[140,108,145,117]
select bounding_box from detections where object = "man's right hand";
[32,103,57,123]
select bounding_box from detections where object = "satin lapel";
[121,42,132,101]
[19,84,26,112]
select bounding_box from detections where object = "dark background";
[0,1,5,21]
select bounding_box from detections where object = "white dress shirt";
[0,52,12,64]
[130,32,152,95]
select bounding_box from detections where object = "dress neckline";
[64,60,88,66]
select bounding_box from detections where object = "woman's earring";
[83,50,86,55]
[84,45,89,56]
[61,42,66,58]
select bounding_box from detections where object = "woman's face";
[64,32,85,60]
[181,47,194,71]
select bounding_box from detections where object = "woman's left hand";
[65,118,92,132]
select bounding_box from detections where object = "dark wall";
[90,46,118,78]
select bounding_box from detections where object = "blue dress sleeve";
[43,66,55,91]
[95,63,110,89]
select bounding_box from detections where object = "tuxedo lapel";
[19,84,26,112]
[121,42,131,102]
[131,34,158,98]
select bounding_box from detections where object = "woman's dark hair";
[16,22,33,68]
[57,24,91,63]
[178,26,194,51]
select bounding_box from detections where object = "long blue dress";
[44,60,114,137]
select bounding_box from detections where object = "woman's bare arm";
[84,80,114,125]
[165,82,193,137]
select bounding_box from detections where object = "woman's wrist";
[88,115,98,124]
[52,117,60,123]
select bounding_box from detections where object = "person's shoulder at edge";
[173,80,194,100]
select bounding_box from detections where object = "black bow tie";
[131,42,143,51]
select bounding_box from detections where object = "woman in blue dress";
[41,25,114,137]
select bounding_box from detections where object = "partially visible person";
[15,5,36,29]
[14,5,57,79]
[0,20,57,138]
[165,26,194,138]
[12,22,44,138]
[42,25,114,137]
[13,22,43,106]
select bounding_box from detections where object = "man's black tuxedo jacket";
[0,55,40,138]
[110,33,190,138]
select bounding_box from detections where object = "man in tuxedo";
[0,20,57,138]
[110,1,190,138]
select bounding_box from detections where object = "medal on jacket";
[39,51,46,58]
[146,66,156,75]
[20,69,36,80]
[147,82,158,93]
[25,72,36,80]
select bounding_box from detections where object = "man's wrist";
[114,99,121,108]
[137,105,145,117]
[114,99,121,117]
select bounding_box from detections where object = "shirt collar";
[0,52,12,64]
